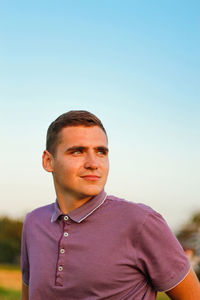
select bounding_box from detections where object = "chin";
[81,186,103,197]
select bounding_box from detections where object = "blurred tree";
[177,212,200,279]
[0,217,23,264]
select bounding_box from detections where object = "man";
[21,110,200,300]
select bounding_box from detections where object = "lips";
[81,175,101,181]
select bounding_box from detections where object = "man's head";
[43,110,109,202]
[46,110,107,156]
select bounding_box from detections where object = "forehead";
[58,126,108,146]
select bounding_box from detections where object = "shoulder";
[23,203,55,228]
[104,194,161,233]
[106,194,157,220]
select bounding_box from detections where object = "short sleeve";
[135,211,190,292]
[21,215,30,286]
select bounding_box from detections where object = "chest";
[27,218,145,298]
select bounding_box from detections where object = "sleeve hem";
[158,265,191,292]
[22,279,29,287]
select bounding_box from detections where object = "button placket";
[55,219,70,286]
[64,215,69,221]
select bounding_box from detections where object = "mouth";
[81,175,101,181]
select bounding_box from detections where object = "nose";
[84,152,98,170]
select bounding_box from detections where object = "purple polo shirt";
[21,190,190,300]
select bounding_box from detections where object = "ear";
[42,150,54,172]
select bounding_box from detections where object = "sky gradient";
[1,1,200,231]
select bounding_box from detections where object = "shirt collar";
[51,190,107,223]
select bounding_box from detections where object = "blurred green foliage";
[0,286,21,300]
[0,217,23,264]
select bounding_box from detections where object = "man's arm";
[21,282,29,300]
[166,268,200,300]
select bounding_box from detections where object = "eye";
[97,150,104,155]
[72,150,82,155]
[97,149,107,156]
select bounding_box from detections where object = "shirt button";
[58,266,63,271]
[64,216,69,221]
[64,232,69,237]
[60,248,65,254]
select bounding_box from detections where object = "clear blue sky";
[1,1,199,231]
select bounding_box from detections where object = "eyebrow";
[66,146,109,153]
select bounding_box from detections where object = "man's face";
[48,125,109,200]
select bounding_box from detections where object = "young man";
[21,110,200,300]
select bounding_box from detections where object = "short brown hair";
[46,110,107,156]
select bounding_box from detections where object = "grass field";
[0,286,21,300]
[157,292,170,300]
[0,264,170,300]
[0,265,21,300]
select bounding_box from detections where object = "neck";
[56,191,92,214]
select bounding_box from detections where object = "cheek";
[63,160,83,175]
[103,159,109,170]
[101,161,109,178]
